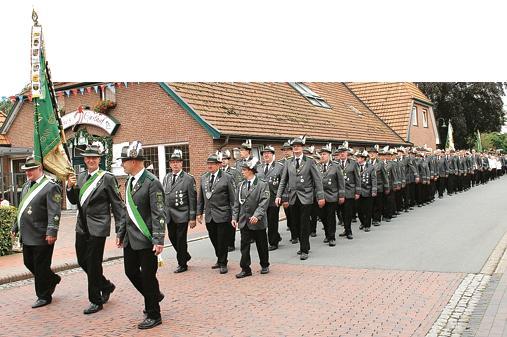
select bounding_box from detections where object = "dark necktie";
[341,161,345,169]
[30,181,36,188]
[296,158,300,169]
[129,177,134,192]
[210,174,215,186]
[172,174,177,185]
[323,164,327,173]
[264,164,269,175]
[361,165,364,173]
[87,174,92,181]
[247,180,251,190]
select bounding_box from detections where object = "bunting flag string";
[1,82,133,103]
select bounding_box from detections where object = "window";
[143,146,159,177]
[165,144,190,173]
[101,84,116,102]
[422,109,428,128]
[412,106,418,126]
[289,82,331,109]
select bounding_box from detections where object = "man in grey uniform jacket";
[12,156,62,309]
[257,145,284,250]
[162,149,197,273]
[275,136,325,260]
[116,142,166,330]
[336,143,361,239]
[67,143,125,314]
[318,143,345,246]
[232,157,270,278]
[356,150,377,232]
[197,152,236,274]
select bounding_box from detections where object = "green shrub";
[0,206,17,256]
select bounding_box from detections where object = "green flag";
[475,130,483,152]
[31,21,74,181]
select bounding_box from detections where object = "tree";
[416,83,506,149]
[481,132,507,152]
[0,100,13,115]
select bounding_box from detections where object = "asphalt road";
[165,177,507,274]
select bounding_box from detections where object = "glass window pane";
[143,146,159,177]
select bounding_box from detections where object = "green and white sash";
[79,170,106,207]
[16,176,50,225]
[125,177,152,241]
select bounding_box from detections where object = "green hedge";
[0,206,17,256]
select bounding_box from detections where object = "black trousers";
[358,196,373,228]
[284,205,292,231]
[75,233,114,305]
[407,183,416,207]
[340,198,355,235]
[437,177,447,197]
[167,220,191,267]
[239,227,269,272]
[319,202,337,240]
[267,206,281,247]
[415,183,424,205]
[401,186,409,211]
[310,201,319,234]
[290,197,312,253]
[448,174,456,194]
[123,245,161,319]
[395,189,403,212]
[372,192,383,222]
[382,191,395,218]
[23,244,60,301]
[227,220,236,248]
[206,220,229,266]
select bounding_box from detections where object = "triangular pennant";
[93,86,99,93]
[65,90,70,96]
[79,88,84,95]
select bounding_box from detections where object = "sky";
[1,0,507,133]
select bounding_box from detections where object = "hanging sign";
[61,109,120,135]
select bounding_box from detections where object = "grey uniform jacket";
[232,177,270,230]
[405,156,419,184]
[436,156,449,177]
[197,169,236,223]
[12,177,62,246]
[162,171,197,224]
[416,158,430,183]
[396,158,407,185]
[358,163,377,197]
[336,159,362,199]
[257,161,284,208]
[384,161,399,188]
[318,161,345,202]
[392,160,402,188]
[67,171,125,237]
[117,170,166,250]
[276,155,324,205]
[447,156,458,175]
[466,156,474,174]
[370,159,389,192]
[223,166,242,185]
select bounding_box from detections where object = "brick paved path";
[0,258,463,337]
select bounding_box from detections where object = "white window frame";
[412,106,418,126]
[422,108,428,128]
[289,82,332,109]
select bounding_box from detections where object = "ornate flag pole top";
[32,9,39,26]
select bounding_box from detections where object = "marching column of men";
[12,137,507,331]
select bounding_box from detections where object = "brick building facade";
[1,82,410,207]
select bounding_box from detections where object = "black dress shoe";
[310,232,317,237]
[228,246,235,252]
[359,225,364,230]
[260,267,269,274]
[351,218,357,223]
[219,266,228,274]
[373,222,380,226]
[174,265,188,273]
[101,283,116,303]
[385,218,391,222]
[364,227,370,232]
[211,263,220,269]
[291,238,299,244]
[338,232,347,237]
[32,298,51,308]
[297,250,302,255]
[158,292,165,302]
[84,303,103,315]
[346,234,353,240]
[268,245,278,251]
[329,240,336,247]
[138,317,162,330]
[235,270,252,279]
[323,238,329,243]
[300,253,308,260]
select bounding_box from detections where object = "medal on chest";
[27,205,32,215]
